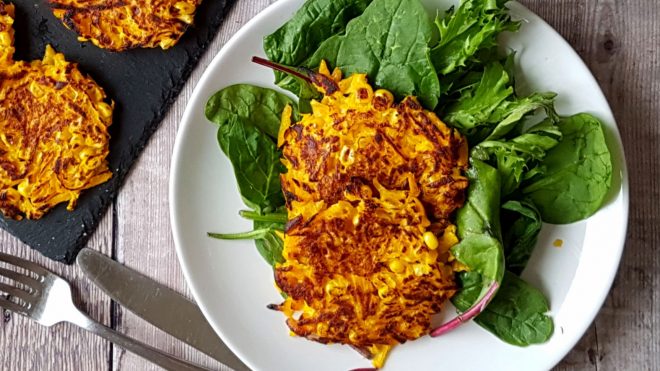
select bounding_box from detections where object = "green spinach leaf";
[253,220,285,266]
[263,0,372,93]
[523,113,613,224]
[454,271,553,346]
[501,200,542,275]
[430,0,519,75]
[216,117,286,213]
[304,0,441,109]
[205,84,296,139]
[451,159,505,302]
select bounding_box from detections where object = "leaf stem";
[207,229,271,240]
[252,56,312,84]
[430,281,500,337]
[239,210,288,223]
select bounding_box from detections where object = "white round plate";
[170,1,629,370]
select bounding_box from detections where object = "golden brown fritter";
[273,63,469,368]
[0,2,113,220]
[49,0,201,52]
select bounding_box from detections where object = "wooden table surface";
[1,0,658,370]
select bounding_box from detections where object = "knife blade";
[77,248,249,371]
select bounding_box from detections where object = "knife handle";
[69,309,211,371]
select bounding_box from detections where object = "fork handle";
[70,312,211,371]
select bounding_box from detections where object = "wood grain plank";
[521,0,660,370]
[0,208,113,370]
[584,0,659,369]
[112,1,276,370]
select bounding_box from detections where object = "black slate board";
[0,0,235,263]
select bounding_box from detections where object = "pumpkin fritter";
[50,0,202,51]
[0,2,112,220]
[273,63,469,368]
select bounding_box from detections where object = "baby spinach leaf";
[523,113,613,224]
[501,200,542,275]
[451,159,505,303]
[431,0,519,75]
[216,117,286,213]
[253,220,285,266]
[263,0,372,93]
[305,0,441,109]
[205,84,297,139]
[454,271,554,346]
[451,271,484,310]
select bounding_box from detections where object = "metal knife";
[76,248,249,371]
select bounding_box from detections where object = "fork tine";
[0,266,42,291]
[0,252,49,277]
[0,282,32,301]
[0,296,28,315]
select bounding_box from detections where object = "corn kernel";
[377,285,389,298]
[413,264,429,276]
[175,1,196,14]
[317,322,329,335]
[0,32,11,46]
[423,231,439,250]
[439,225,459,250]
[388,260,405,274]
[28,81,44,98]
[96,102,113,119]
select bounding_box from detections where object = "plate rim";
[169,1,630,370]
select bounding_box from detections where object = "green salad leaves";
[205,0,614,350]
[451,160,505,299]
[305,0,441,109]
[205,85,292,265]
[264,0,373,93]
[501,200,542,275]
[453,271,553,345]
[430,0,519,76]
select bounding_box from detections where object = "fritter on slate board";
[50,0,202,51]
[0,2,113,220]
[273,63,469,367]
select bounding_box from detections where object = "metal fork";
[0,251,210,371]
